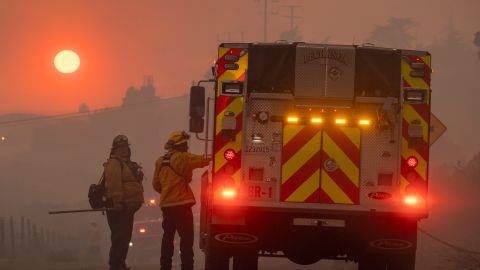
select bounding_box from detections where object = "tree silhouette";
[122,76,158,106]
[78,103,89,113]
[365,17,416,49]
[474,31,480,60]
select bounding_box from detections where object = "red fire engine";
[189,43,432,270]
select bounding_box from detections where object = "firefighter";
[152,131,210,270]
[105,135,144,270]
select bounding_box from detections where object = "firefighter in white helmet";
[152,131,210,270]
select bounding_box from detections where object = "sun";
[54,50,80,73]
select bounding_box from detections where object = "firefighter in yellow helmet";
[152,131,210,270]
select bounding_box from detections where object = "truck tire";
[387,252,415,270]
[358,254,387,270]
[232,250,258,270]
[283,248,321,265]
[205,247,230,270]
[283,232,321,265]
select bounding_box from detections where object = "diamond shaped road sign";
[429,113,447,146]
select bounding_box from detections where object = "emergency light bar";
[283,115,373,127]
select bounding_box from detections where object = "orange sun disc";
[54,50,80,73]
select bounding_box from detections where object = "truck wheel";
[233,250,258,270]
[205,247,230,270]
[358,254,387,270]
[387,252,415,270]
[283,248,321,265]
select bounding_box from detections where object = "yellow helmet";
[164,131,190,150]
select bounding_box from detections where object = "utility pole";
[256,0,278,42]
[281,5,302,31]
[263,0,267,41]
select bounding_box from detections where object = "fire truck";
[189,43,432,270]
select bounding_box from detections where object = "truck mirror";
[189,86,205,133]
[189,117,204,133]
[190,86,205,118]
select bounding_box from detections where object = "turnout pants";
[160,205,194,270]
[107,210,134,270]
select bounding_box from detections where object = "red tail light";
[406,156,418,168]
[404,196,418,205]
[139,228,146,234]
[221,188,236,198]
[224,149,236,161]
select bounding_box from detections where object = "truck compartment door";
[320,127,361,204]
[281,125,322,202]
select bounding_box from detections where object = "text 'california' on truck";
[189,42,432,270]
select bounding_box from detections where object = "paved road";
[0,259,357,270]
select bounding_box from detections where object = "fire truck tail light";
[139,228,146,234]
[221,188,236,198]
[224,149,236,161]
[404,196,418,205]
[358,119,371,126]
[287,116,299,123]
[406,156,418,168]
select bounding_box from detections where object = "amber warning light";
[359,119,371,126]
[311,118,322,124]
[335,118,347,125]
[287,116,299,123]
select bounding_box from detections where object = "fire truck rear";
[189,43,432,270]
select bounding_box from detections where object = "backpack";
[88,157,143,210]
[87,157,122,209]
[88,173,106,209]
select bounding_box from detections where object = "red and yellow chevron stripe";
[213,45,247,198]
[400,53,431,195]
[320,127,360,204]
[281,125,322,202]
[281,125,361,204]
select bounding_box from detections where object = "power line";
[280,5,303,31]
[0,97,182,128]
[419,227,480,255]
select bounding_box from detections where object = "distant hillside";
[0,95,207,219]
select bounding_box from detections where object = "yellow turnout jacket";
[152,150,209,208]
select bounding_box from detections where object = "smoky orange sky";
[0,0,478,114]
